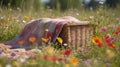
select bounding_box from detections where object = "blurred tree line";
[0,0,120,11]
[0,0,82,11]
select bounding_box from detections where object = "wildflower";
[24,16,29,19]
[113,32,119,36]
[104,37,111,44]
[12,61,21,67]
[108,43,116,48]
[89,16,94,19]
[11,52,16,57]
[22,20,26,23]
[30,16,33,19]
[43,54,50,60]
[18,58,26,63]
[76,13,79,16]
[41,37,48,43]
[84,60,91,67]
[86,47,91,52]
[105,34,111,39]
[60,50,71,56]
[0,22,3,26]
[6,64,12,67]
[92,36,104,47]
[70,57,79,66]
[101,28,107,33]
[116,26,120,32]
[7,18,11,21]
[57,37,63,44]
[17,40,24,45]
[110,37,116,42]
[51,54,57,61]
[29,60,37,65]
[29,36,36,43]
[106,49,116,58]
[0,64,2,67]
[58,58,64,62]
[63,43,68,46]
[65,64,70,67]
[92,36,102,44]
[45,46,54,54]
[0,49,2,54]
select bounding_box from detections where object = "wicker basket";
[59,21,96,49]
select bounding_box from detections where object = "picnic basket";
[59,21,96,49]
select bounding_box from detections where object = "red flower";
[60,50,71,56]
[105,38,111,44]
[51,54,57,61]
[43,55,50,60]
[108,43,116,48]
[58,58,64,62]
[113,32,119,36]
[98,42,104,47]
[104,37,116,48]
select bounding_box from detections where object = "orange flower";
[92,36,104,47]
[0,22,3,26]
[51,54,57,61]
[92,36,103,44]
[116,26,120,32]
[17,40,24,45]
[113,32,119,36]
[29,36,36,43]
[7,18,11,21]
[70,57,79,66]
[108,43,116,48]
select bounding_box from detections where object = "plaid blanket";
[5,16,80,49]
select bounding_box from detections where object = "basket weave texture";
[59,21,95,49]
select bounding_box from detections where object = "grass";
[0,4,120,67]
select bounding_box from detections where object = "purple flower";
[0,49,2,54]
[84,60,91,67]
[110,37,116,42]
[11,52,16,56]
[101,28,107,33]
[86,47,91,52]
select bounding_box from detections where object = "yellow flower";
[41,37,48,43]
[92,36,103,45]
[0,64,2,67]
[12,61,21,67]
[7,18,11,21]
[106,49,116,58]
[45,46,54,54]
[57,37,63,44]
[65,64,70,67]
[27,60,37,65]
[70,57,79,66]
[24,16,29,19]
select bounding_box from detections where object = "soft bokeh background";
[0,0,120,67]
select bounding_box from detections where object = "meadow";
[0,4,120,67]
